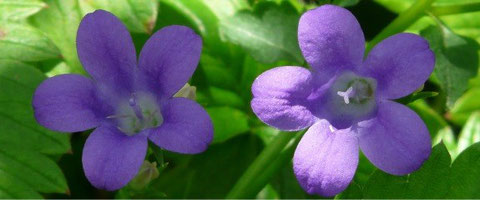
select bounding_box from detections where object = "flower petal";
[33,74,100,132]
[148,98,213,154]
[77,10,137,95]
[359,33,435,99]
[251,66,317,131]
[82,125,147,191]
[358,100,431,175]
[294,120,359,197]
[298,5,365,77]
[138,25,202,98]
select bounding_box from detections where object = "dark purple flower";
[251,5,434,197]
[32,10,213,190]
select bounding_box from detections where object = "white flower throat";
[109,92,164,136]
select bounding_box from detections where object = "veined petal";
[359,33,435,99]
[294,120,359,197]
[298,5,365,78]
[33,74,100,132]
[358,100,431,175]
[77,10,137,95]
[251,66,317,131]
[138,25,202,98]
[148,98,213,154]
[82,125,148,191]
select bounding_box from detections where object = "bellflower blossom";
[251,5,434,197]
[32,10,213,190]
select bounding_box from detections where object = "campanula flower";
[251,5,434,196]
[32,10,213,190]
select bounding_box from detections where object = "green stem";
[366,0,435,53]
[431,2,480,16]
[226,131,304,199]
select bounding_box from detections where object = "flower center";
[320,71,377,129]
[336,78,374,105]
[109,92,163,136]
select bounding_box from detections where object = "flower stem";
[366,0,435,53]
[431,2,480,16]
[226,131,304,199]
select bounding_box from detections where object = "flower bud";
[129,160,160,190]
[174,83,196,100]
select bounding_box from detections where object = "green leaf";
[441,12,480,61]
[420,23,479,108]
[0,23,60,61]
[254,126,280,144]
[220,1,303,63]
[79,0,158,34]
[206,106,249,143]
[409,100,448,138]
[29,0,84,73]
[403,142,451,198]
[447,142,480,198]
[457,112,480,154]
[0,61,69,198]
[433,126,458,158]
[256,184,280,199]
[0,143,68,194]
[269,161,316,199]
[363,171,407,199]
[449,88,480,125]
[208,87,245,108]
[160,0,248,58]
[374,0,480,13]
[0,171,41,199]
[200,54,237,90]
[353,152,376,186]
[0,60,70,154]
[364,143,451,199]
[128,134,263,198]
[336,181,363,199]
[0,0,46,21]
[238,55,297,101]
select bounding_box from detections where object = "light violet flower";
[251,5,434,197]
[32,10,213,190]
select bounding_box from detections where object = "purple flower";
[251,5,434,197]
[32,10,213,191]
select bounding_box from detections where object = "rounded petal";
[358,100,431,175]
[251,66,317,131]
[298,5,365,76]
[77,10,137,94]
[359,33,435,99]
[294,120,359,197]
[138,25,202,98]
[82,125,148,191]
[33,74,100,132]
[148,98,213,154]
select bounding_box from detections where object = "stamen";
[337,87,354,104]
[329,125,336,132]
[106,114,131,119]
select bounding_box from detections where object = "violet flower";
[251,5,434,197]
[32,10,213,190]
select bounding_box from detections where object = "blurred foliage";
[0,0,480,199]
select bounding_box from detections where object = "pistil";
[129,93,144,121]
[337,87,354,104]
